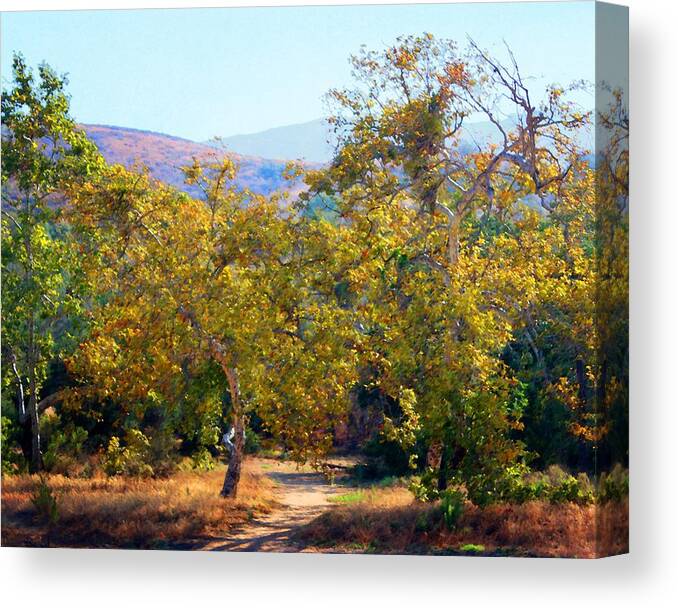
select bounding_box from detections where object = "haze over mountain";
[209,119,335,164]
[210,116,592,164]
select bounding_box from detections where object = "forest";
[1,35,628,557]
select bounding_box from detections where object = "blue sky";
[1,2,595,141]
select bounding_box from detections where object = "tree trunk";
[27,312,42,472]
[221,367,245,498]
[27,357,42,472]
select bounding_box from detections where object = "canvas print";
[0,1,628,557]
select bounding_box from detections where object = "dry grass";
[297,486,628,558]
[1,464,277,549]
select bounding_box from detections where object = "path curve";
[202,457,348,552]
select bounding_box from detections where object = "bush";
[103,429,154,477]
[188,447,216,471]
[440,489,464,529]
[245,430,261,454]
[147,429,180,477]
[43,423,88,475]
[409,468,440,502]
[598,464,629,502]
[1,416,24,475]
[31,477,60,525]
[497,466,595,505]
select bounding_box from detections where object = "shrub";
[147,429,180,477]
[548,474,595,504]
[598,464,629,502]
[103,429,154,477]
[245,430,261,454]
[440,489,464,529]
[409,468,441,502]
[43,424,88,475]
[189,447,216,471]
[31,477,60,525]
[459,543,485,554]
[1,416,24,475]
[492,465,595,505]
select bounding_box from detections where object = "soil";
[199,457,352,552]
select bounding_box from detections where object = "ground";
[197,457,351,552]
[1,456,628,557]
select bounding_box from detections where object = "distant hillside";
[81,124,306,198]
[81,120,593,200]
[210,119,335,164]
[211,117,592,163]
[209,117,515,163]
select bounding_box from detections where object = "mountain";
[212,116,592,164]
[81,118,593,200]
[81,124,308,198]
[210,117,516,163]
[209,119,334,164]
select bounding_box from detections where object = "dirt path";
[201,457,349,552]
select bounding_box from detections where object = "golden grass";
[1,464,277,549]
[297,486,629,558]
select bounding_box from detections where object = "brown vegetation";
[296,486,629,558]
[1,465,276,549]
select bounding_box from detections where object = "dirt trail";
[201,457,349,552]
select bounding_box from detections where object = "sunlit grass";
[1,463,277,549]
[298,485,629,558]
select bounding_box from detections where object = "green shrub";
[490,463,595,505]
[189,447,215,471]
[31,477,60,525]
[459,543,485,554]
[42,423,88,475]
[440,489,464,529]
[147,429,180,477]
[1,416,24,474]
[103,429,154,477]
[548,474,594,504]
[409,468,441,502]
[245,430,261,454]
[598,464,629,502]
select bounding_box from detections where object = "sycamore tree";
[66,158,359,497]
[302,34,592,502]
[1,54,104,471]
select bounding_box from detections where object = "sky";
[1,2,596,141]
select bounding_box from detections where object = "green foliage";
[1,416,24,474]
[1,53,105,470]
[440,489,464,529]
[244,430,262,455]
[496,465,596,505]
[0,42,626,506]
[598,464,629,503]
[353,436,414,481]
[31,477,60,524]
[188,447,216,472]
[42,418,88,474]
[409,468,442,502]
[103,429,154,477]
[459,543,485,554]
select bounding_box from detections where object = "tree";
[66,158,359,497]
[302,34,592,500]
[1,54,104,471]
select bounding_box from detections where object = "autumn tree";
[66,158,359,497]
[303,34,592,501]
[1,54,104,471]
